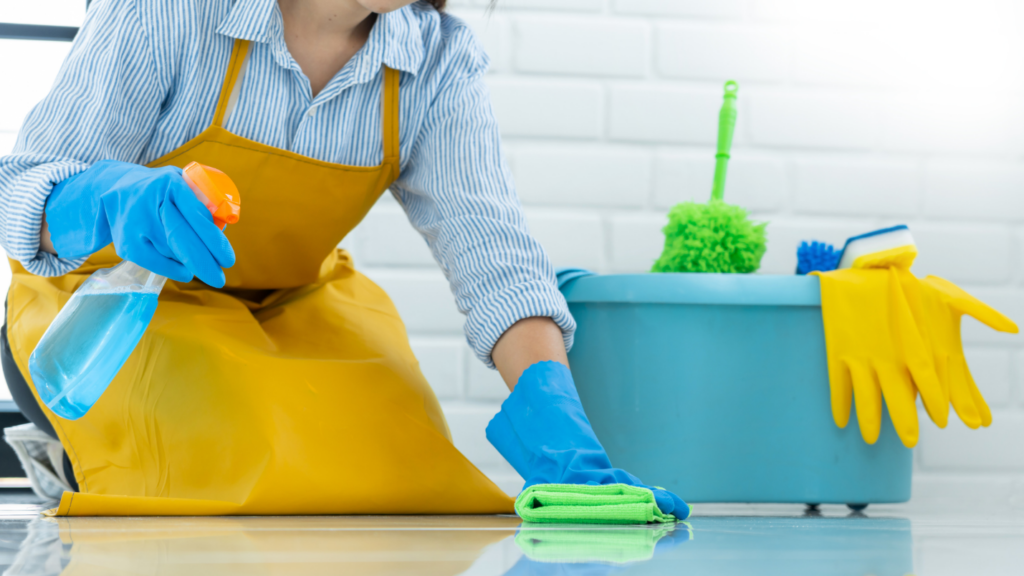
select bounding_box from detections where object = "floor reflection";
[504,516,911,575]
[0,512,918,576]
[6,516,521,576]
[506,523,690,575]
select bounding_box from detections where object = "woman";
[0,0,688,518]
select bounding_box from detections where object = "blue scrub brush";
[795,225,917,275]
[796,241,841,275]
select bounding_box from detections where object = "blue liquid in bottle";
[29,262,164,420]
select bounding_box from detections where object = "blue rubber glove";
[46,160,235,287]
[486,361,691,519]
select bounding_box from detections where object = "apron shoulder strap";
[212,39,253,128]
[211,42,398,163]
[382,67,400,163]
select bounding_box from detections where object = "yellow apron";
[6,39,515,516]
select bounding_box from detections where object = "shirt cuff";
[464,280,577,369]
[5,160,90,277]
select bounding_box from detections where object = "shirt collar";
[373,7,425,77]
[216,0,277,43]
[216,0,424,77]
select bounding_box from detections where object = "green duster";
[652,81,767,274]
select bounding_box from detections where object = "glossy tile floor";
[0,490,1020,575]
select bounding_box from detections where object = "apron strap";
[213,39,253,128]
[213,40,397,161]
[382,67,400,163]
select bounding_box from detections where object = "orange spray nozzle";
[181,162,241,228]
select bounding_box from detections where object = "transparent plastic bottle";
[29,162,241,420]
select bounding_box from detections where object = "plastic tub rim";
[561,273,822,307]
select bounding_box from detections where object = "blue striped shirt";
[0,0,574,366]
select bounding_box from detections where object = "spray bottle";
[29,162,241,420]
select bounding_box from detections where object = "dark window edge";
[0,23,78,42]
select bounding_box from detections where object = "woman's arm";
[0,0,166,274]
[39,218,55,255]
[390,17,576,379]
[491,316,569,391]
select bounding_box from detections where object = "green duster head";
[652,81,767,274]
[652,199,767,273]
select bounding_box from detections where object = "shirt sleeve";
[0,0,167,276]
[390,23,576,368]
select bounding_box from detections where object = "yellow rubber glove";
[900,275,1018,429]
[813,267,945,448]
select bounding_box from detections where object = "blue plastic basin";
[562,273,912,505]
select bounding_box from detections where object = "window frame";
[0,0,87,42]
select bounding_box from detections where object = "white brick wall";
[792,157,921,217]
[656,23,791,82]
[513,17,649,77]
[609,85,724,144]
[4,0,1024,504]
[509,144,650,207]
[487,78,603,138]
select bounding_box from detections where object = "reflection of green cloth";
[515,526,679,565]
[515,484,676,524]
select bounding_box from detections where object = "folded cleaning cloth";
[515,484,679,525]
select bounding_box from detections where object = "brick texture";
[361,270,464,333]
[747,88,880,149]
[486,78,603,139]
[465,351,511,401]
[355,208,436,267]
[609,85,727,144]
[793,157,920,217]
[653,150,787,212]
[514,17,649,78]
[523,210,605,270]
[962,346,1013,408]
[608,214,667,273]
[925,161,1024,222]
[410,338,464,400]
[656,23,791,82]
[613,0,745,19]
[494,0,603,12]
[456,13,510,73]
[510,145,651,207]
[918,413,1024,471]
[911,225,1013,285]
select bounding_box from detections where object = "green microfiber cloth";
[514,484,677,525]
[514,526,678,565]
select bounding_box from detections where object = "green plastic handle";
[710,80,738,202]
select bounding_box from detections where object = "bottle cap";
[182,162,241,228]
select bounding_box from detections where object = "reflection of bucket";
[563,274,912,505]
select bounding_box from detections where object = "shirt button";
[307,107,317,117]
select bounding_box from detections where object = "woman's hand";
[485,360,691,519]
[491,316,568,390]
[488,318,690,518]
[45,161,235,287]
